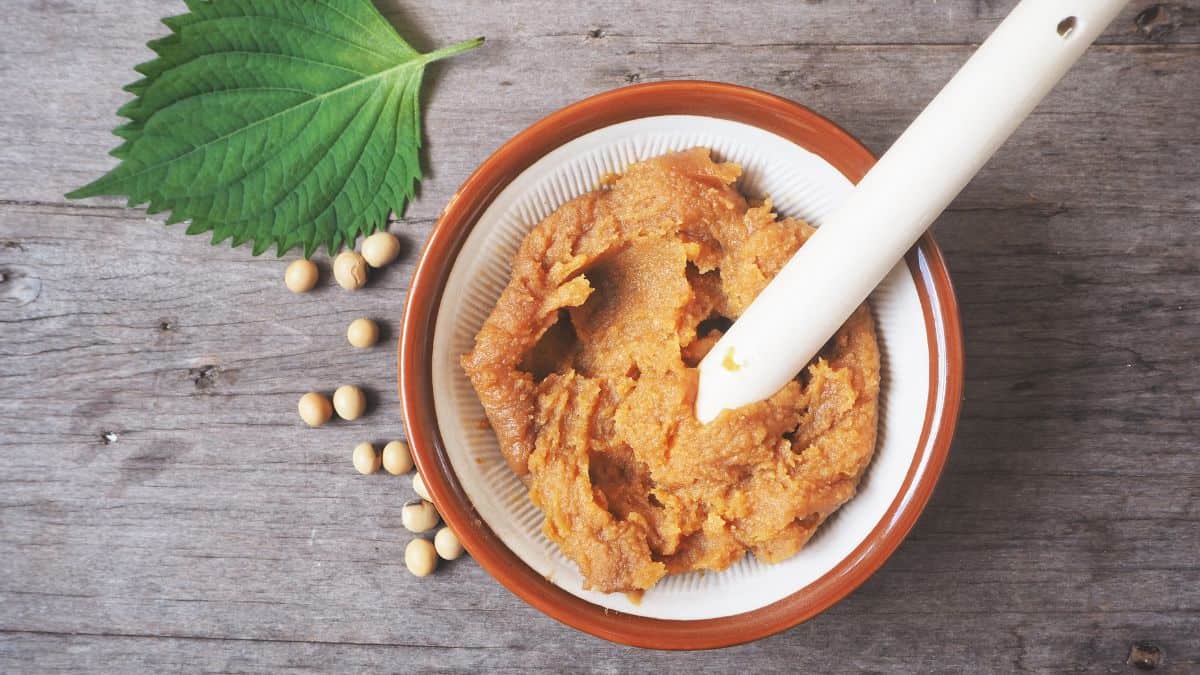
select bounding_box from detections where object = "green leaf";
[68,0,483,257]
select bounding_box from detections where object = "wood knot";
[1127,642,1164,670]
[587,28,606,39]
[189,364,220,391]
[1134,5,1181,41]
[0,268,42,307]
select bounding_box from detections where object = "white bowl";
[433,115,937,619]
[399,81,962,649]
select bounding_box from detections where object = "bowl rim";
[399,80,963,650]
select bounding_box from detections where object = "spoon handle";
[696,0,1129,422]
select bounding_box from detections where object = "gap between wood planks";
[0,627,507,650]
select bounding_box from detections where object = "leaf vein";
[178,98,325,211]
[307,79,396,250]
[98,60,426,191]
[310,0,412,58]
[201,11,399,64]
[308,74,404,244]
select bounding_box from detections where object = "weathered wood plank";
[1,0,1198,672]
[1,1,1198,205]
[2,201,1196,671]
[6,45,1199,213]
[0,608,1197,675]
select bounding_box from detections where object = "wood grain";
[1,0,1197,672]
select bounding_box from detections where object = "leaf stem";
[421,36,485,65]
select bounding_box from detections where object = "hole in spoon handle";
[1057,16,1078,38]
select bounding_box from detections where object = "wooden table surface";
[2,1,1197,672]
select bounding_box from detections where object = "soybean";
[382,440,413,475]
[434,527,464,561]
[284,259,319,293]
[405,538,437,577]
[298,392,333,427]
[352,442,379,475]
[332,385,366,421]
[333,251,368,290]
[402,500,440,533]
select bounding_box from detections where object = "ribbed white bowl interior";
[431,116,930,620]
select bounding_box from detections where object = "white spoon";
[695,0,1129,423]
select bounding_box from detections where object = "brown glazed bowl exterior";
[399,81,963,650]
